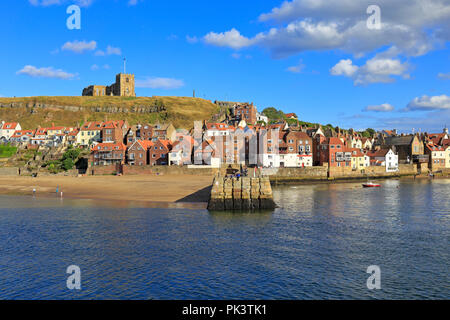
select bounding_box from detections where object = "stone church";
[82,73,136,97]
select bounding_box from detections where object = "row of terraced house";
[1,114,450,173]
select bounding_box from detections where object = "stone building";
[82,73,136,97]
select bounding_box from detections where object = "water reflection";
[0,179,449,299]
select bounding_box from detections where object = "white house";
[368,148,398,172]
[0,121,21,140]
[256,112,268,124]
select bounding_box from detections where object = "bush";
[0,144,18,158]
[62,158,74,171]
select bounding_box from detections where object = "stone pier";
[208,175,276,211]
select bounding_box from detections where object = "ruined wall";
[0,102,166,114]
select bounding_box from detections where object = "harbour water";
[0,178,449,299]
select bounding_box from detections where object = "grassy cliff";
[0,96,219,129]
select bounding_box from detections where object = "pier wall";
[208,175,275,211]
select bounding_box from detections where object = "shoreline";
[0,174,214,208]
[0,174,449,208]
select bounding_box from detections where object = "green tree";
[262,107,285,121]
[366,128,376,136]
[62,158,74,171]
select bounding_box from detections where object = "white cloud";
[231,53,241,59]
[128,0,139,5]
[62,40,97,54]
[91,64,111,71]
[135,77,185,89]
[200,0,450,58]
[95,45,122,56]
[405,95,450,111]
[286,59,305,73]
[330,59,357,77]
[186,35,198,44]
[363,103,395,112]
[330,56,410,85]
[204,28,255,50]
[29,0,93,7]
[16,65,76,79]
[438,72,450,80]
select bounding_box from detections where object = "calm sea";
[0,178,449,299]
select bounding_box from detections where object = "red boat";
[362,182,381,188]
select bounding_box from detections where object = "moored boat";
[362,182,381,188]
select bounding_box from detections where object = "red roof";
[367,149,391,158]
[206,123,234,131]
[285,113,297,118]
[1,122,19,129]
[81,121,102,131]
[426,143,444,152]
[11,130,33,138]
[328,137,344,145]
[137,140,154,149]
[157,139,172,150]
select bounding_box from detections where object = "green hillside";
[0,96,219,129]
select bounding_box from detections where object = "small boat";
[362,182,381,188]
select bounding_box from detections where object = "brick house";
[138,124,154,141]
[91,142,126,166]
[233,103,257,125]
[152,123,176,142]
[281,131,313,167]
[101,120,128,144]
[318,137,351,168]
[149,139,172,165]
[127,140,153,166]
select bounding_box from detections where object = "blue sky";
[1,0,449,132]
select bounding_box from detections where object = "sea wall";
[265,164,418,183]
[208,175,275,211]
[89,164,218,176]
[328,164,416,179]
[0,167,19,176]
[265,166,328,183]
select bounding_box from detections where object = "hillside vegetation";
[0,96,219,129]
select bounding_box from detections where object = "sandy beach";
[0,174,214,204]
